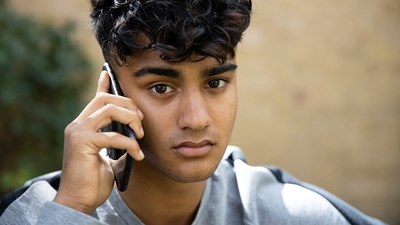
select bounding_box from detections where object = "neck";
[119,160,206,225]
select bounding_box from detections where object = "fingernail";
[137,109,144,119]
[138,150,145,160]
[140,127,144,138]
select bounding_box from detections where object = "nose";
[177,90,211,131]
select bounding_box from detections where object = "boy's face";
[113,51,238,183]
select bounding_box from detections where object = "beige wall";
[10,0,400,224]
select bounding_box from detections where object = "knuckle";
[127,112,139,123]
[107,132,119,141]
[93,92,109,104]
[105,132,121,147]
[103,104,118,118]
[68,130,83,143]
[103,103,116,111]
[64,122,78,137]
[95,92,108,99]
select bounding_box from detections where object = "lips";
[173,140,215,158]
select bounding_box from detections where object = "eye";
[206,79,227,89]
[150,84,174,94]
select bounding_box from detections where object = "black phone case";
[101,63,135,192]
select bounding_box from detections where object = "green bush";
[0,2,92,195]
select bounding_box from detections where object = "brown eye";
[208,80,220,88]
[155,85,167,93]
[150,84,173,94]
[206,79,227,89]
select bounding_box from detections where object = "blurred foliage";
[0,1,92,195]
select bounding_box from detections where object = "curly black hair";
[90,0,252,65]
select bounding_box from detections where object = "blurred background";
[0,0,399,224]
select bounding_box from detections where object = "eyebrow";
[204,63,238,77]
[132,63,237,78]
[134,67,180,78]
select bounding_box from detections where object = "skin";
[54,50,238,225]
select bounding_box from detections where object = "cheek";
[226,100,238,132]
[142,112,164,136]
[223,85,238,117]
[137,105,176,148]
[211,91,238,133]
[137,118,163,157]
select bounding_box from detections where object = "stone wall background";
[9,0,400,224]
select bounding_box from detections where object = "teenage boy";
[0,0,386,224]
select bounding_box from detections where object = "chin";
[167,169,216,183]
[161,159,220,184]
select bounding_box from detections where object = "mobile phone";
[101,62,135,192]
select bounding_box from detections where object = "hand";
[53,70,145,214]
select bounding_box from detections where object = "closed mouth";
[173,140,215,157]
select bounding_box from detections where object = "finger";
[74,94,143,128]
[81,103,144,138]
[97,70,110,94]
[66,129,144,160]
[96,132,145,161]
